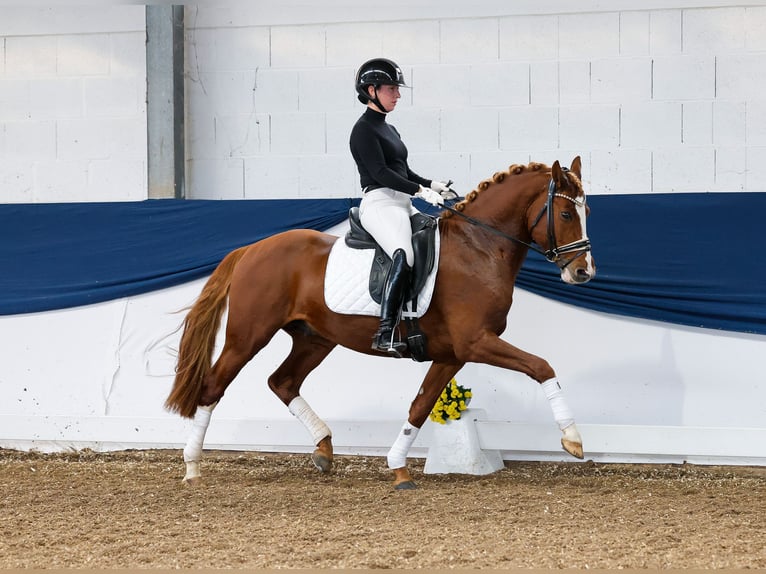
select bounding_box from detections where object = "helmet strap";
[369,86,387,114]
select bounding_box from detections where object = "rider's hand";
[430,180,451,193]
[415,186,445,206]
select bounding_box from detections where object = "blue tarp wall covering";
[0,193,763,335]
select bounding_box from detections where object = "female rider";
[349,58,452,357]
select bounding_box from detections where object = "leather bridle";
[439,173,592,270]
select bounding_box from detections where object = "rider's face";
[369,84,400,113]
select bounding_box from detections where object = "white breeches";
[359,187,419,267]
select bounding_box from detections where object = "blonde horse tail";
[164,246,249,418]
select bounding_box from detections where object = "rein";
[439,177,591,269]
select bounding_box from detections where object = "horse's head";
[528,157,596,285]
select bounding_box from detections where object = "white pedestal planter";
[423,408,505,475]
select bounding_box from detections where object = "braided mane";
[441,162,550,219]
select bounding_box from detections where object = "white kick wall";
[1,1,765,465]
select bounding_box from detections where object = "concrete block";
[442,107,498,152]
[530,61,558,106]
[3,121,56,160]
[271,26,325,68]
[299,67,353,112]
[244,155,301,199]
[650,10,682,55]
[621,102,681,148]
[412,65,471,108]
[745,6,766,51]
[212,26,270,71]
[620,12,649,56]
[591,58,651,103]
[408,151,469,191]
[29,78,83,120]
[388,108,440,153]
[325,110,361,155]
[254,69,298,113]
[559,105,619,150]
[713,101,746,147]
[381,21,440,66]
[682,101,712,146]
[0,79,31,121]
[713,148,746,191]
[57,118,145,161]
[0,160,34,203]
[299,154,355,198]
[499,106,557,152]
[499,15,557,62]
[653,56,715,101]
[31,160,88,202]
[187,158,245,199]
[57,35,111,76]
[270,112,325,155]
[84,77,141,117]
[469,62,529,107]
[683,7,745,54]
[653,147,714,192]
[5,36,57,76]
[0,6,143,36]
[717,54,766,101]
[747,101,766,146]
[87,159,146,201]
[589,149,651,194]
[746,147,766,191]
[185,27,216,74]
[559,12,619,59]
[424,409,504,476]
[440,18,498,64]
[559,60,590,104]
[110,32,146,77]
[215,113,270,157]
[326,22,383,67]
[214,71,259,115]
[469,151,524,189]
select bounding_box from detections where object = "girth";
[344,206,438,305]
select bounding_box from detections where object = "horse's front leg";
[387,361,464,490]
[457,331,583,459]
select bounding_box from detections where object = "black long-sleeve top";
[349,107,431,195]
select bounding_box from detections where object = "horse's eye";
[561,211,572,221]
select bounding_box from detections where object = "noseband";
[440,172,592,269]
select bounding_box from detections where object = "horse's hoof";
[183,475,203,486]
[562,438,584,459]
[311,452,333,473]
[394,480,418,490]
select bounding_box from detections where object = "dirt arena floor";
[0,448,764,569]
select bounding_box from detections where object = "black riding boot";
[372,248,410,357]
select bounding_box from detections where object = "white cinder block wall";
[0,6,147,203]
[185,1,766,200]
[1,2,765,202]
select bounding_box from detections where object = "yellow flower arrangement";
[429,378,472,424]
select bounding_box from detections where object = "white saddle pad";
[324,231,441,318]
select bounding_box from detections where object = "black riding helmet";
[355,58,408,113]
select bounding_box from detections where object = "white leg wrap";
[288,396,331,445]
[542,378,575,431]
[183,402,217,463]
[182,402,217,483]
[387,421,419,470]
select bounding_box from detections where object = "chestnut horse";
[165,157,595,489]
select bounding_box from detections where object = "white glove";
[431,180,451,193]
[415,185,444,206]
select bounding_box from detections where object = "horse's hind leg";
[268,322,337,473]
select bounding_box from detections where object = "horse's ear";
[570,156,582,179]
[552,160,565,187]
